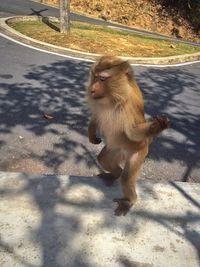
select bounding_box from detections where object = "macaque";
[87,56,170,216]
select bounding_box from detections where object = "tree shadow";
[0,60,200,181]
[0,174,200,266]
[0,59,102,175]
[30,8,48,17]
[42,16,60,32]
[0,173,130,266]
[118,180,200,266]
[135,66,200,182]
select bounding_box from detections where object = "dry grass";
[8,20,200,57]
[39,0,200,43]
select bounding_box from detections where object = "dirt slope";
[42,0,200,43]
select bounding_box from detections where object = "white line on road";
[1,32,200,68]
[0,32,94,62]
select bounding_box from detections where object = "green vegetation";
[8,20,200,57]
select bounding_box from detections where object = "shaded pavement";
[0,35,200,182]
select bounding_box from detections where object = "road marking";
[0,32,94,62]
[0,32,200,67]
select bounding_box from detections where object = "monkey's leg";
[97,146,123,186]
[114,146,148,216]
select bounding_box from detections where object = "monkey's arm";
[126,115,170,142]
[88,118,102,144]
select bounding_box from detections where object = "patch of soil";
[0,157,51,174]
[42,0,200,43]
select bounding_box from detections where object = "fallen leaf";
[43,114,54,120]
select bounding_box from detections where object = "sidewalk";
[0,171,199,267]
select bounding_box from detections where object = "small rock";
[95,4,103,12]
[100,14,109,21]
[172,27,181,38]
[19,136,24,140]
[170,44,176,49]
[121,15,129,21]
[174,17,182,27]
[107,10,111,15]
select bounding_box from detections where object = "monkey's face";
[89,71,111,100]
[88,56,134,103]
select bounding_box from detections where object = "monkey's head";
[88,56,134,103]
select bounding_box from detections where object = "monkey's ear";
[91,63,96,75]
[118,61,134,79]
[125,66,134,80]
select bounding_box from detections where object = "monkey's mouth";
[90,91,105,99]
[91,94,105,100]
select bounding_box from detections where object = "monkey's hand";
[89,136,102,144]
[88,119,102,144]
[113,198,133,216]
[149,115,170,135]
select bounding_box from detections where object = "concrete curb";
[0,171,200,267]
[0,16,200,65]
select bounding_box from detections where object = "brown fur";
[87,56,170,216]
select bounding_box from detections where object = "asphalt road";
[0,0,200,183]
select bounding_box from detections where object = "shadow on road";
[0,60,200,181]
[0,174,200,266]
[0,59,100,175]
[136,67,200,182]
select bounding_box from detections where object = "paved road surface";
[0,2,200,267]
[0,172,200,267]
[0,35,200,182]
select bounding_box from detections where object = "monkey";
[87,56,170,216]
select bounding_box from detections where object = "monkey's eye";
[98,76,108,82]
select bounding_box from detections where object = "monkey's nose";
[91,88,95,94]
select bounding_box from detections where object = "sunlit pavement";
[0,171,200,267]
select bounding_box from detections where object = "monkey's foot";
[98,173,118,186]
[113,198,133,216]
[150,115,170,134]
